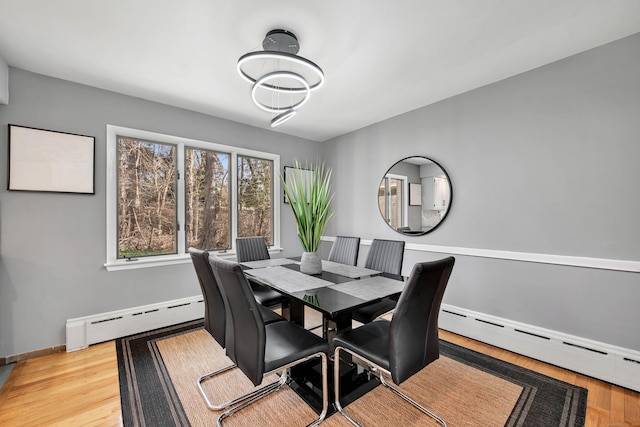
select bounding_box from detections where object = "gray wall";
[0,69,321,357]
[322,33,640,351]
[1,33,639,358]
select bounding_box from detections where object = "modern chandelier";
[237,29,324,127]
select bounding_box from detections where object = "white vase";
[300,251,322,275]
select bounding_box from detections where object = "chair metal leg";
[333,346,364,427]
[197,363,285,411]
[379,374,447,427]
[333,346,446,427]
[308,351,329,427]
[217,351,328,427]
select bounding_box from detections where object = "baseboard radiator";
[439,303,640,392]
[65,296,204,352]
[65,297,639,392]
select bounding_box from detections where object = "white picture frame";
[283,165,312,204]
[8,124,95,194]
[409,182,422,206]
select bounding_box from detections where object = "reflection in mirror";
[378,157,452,235]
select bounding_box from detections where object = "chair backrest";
[327,236,361,266]
[188,247,227,348]
[236,236,271,262]
[389,256,455,384]
[364,239,405,278]
[209,255,267,386]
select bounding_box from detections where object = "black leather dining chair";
[351,238,405,324]
[236,236,271,262]
[188,248,285,411]
[235,236,289,308]
[333,257,455,427]
[209,255,329,427]
[188,247,227,346]
[327,236,361,266]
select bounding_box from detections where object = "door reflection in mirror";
[378,174,407,230]
[378,156,452,236]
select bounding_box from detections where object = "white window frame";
[105,125,281,271]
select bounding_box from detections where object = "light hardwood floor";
[0,330,638,426]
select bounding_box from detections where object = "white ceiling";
[1,1,639,142]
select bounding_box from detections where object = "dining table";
[241,257,405,346]
[240,257,406,415]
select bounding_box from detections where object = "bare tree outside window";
[117,137,176,258]
[109,126,280,266]
[185,148,230,250]
[237,156,273,245]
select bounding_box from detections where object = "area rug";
[116,320,587,426]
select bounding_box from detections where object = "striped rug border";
[117,320,587,427]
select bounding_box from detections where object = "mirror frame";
[377,156,453,236]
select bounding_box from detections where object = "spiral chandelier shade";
[237,29,324,127]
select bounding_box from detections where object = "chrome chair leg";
[197,363,285,411]
[379,374,446,427]
[333,346,364,427]
[217,352,328,427]
[333,346,446,427]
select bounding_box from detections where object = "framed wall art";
[283,165,312,204]
[8,124,95,194]
[409,182,422,206]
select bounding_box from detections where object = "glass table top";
[244,260,404,317]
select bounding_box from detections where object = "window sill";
[104,247,284,271]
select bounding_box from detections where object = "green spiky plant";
[281,160,334,253]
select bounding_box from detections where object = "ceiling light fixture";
[237,29,324,127]
[251,71,310,113]
[271,109,297,127]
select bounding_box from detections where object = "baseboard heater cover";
[66,296,204,351]
[65,297,640,392]
[439,303,640,393]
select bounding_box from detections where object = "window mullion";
[272,156,281,249]
[176,142,186,255]
[230,151,238,253]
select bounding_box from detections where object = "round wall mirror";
[378,156,452,236]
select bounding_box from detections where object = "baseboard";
[65,295,204,351]
[439,303,640,392]
[62,295,640,392]
[0,345,66,366]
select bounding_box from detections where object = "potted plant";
[282,160,334,274]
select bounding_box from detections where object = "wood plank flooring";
[0,330,638,426]
[0,341,121,426]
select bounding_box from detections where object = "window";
[106,125,280,270]
[117,138,177,258]
[185,148,230,251]
[237,156,273,244]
